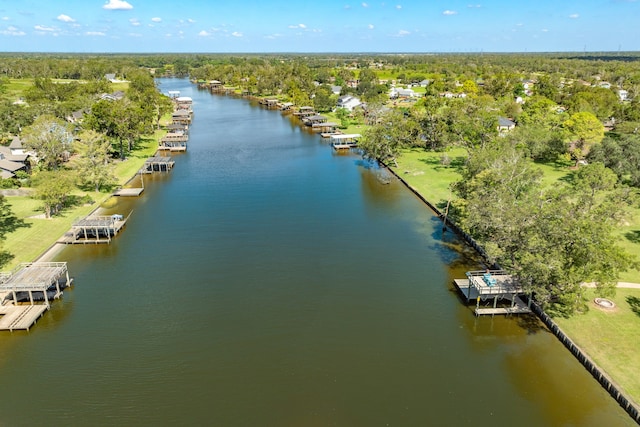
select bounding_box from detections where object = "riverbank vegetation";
[0,61,172,269]
[1,51,640,410]
[2,52,640,310]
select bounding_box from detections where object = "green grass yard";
[555,287,640,406]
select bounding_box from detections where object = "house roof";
[0,146,28,162]
[0,159,26,172]
[498,117,516,127]
[9,136,22,150]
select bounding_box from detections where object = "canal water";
[0,78,632,426]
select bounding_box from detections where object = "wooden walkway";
[0,304,48,331]
[113,187,144,196]
[0,262,72,330]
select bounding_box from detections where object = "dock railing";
[465,270,522,295]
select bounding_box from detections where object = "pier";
[330,133,361,150]
[0,262,72,331]
[58,213,130,244]
[141,155,175,173]
[453,270,532,316]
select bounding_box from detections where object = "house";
[498,117,516,133]
[420,79,430,87]
[331,86,342,95]
[66,109,86,124]
[618,89,629,101]
[336,95,362,111]
[100,91,125,101]
[396,88,416,98]
[0,137,30,178]
[522,79,535,96]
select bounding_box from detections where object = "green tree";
[71,130,116,192]
[85,99,145,159]
[31,170,75,218]
[454,144,634,315]
[563,111,605,163]
[360,109,420,166]
[588,134,640,186]
[313,85,335,113]
[22,114,74,170]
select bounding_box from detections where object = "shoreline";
[384,159,640,423]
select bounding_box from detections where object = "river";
[0,78,632,426]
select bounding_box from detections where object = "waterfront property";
[58,214,129,244]
[453,270,532,316]
[0,262,72,331]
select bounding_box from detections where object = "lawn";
[392,147,468,210]
[393,147,640,283]
[1,127,162,270]
[555,287,640,406]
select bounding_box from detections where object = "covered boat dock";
[330,133,361,150]
[453,270,532,316]
[0,262,72,331]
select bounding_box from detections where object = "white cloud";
[264,33,283,39]
[103,0,133,10]
[57,14,75,23]
[231,31,242,37]
[129,32,142,37]
[198,30,211,36]
[1,17,9,21]
[467,4,481,7]
[395,5,402,9]
[569,13,579,18]
[396,29,410,36]
[368,24,374,29]
[542,28,549,32]
[151,17,161,22]
[344,5,351,9]
[443,10,458,15]
[362,2,369,7]
[188,18,196,24]
[1,26,25,36]
[86,31,106,36]
[129,18,140,26]
[34,25,57,32]
[288,23,306,29]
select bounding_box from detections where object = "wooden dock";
[142,156,175,173]
[453,270,532,316]
[58,213,130,244]
[113,187,144,196]
[0,304,49,331]
[0,262,72,331]
[330,133,361,150]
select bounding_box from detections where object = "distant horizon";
[1,0,639,53]
[2,50,639,56]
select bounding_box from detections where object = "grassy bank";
[392,147,640,283]
[555,287,640,405]
[2,132,160,270]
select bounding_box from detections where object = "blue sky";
[1,0,639,53]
